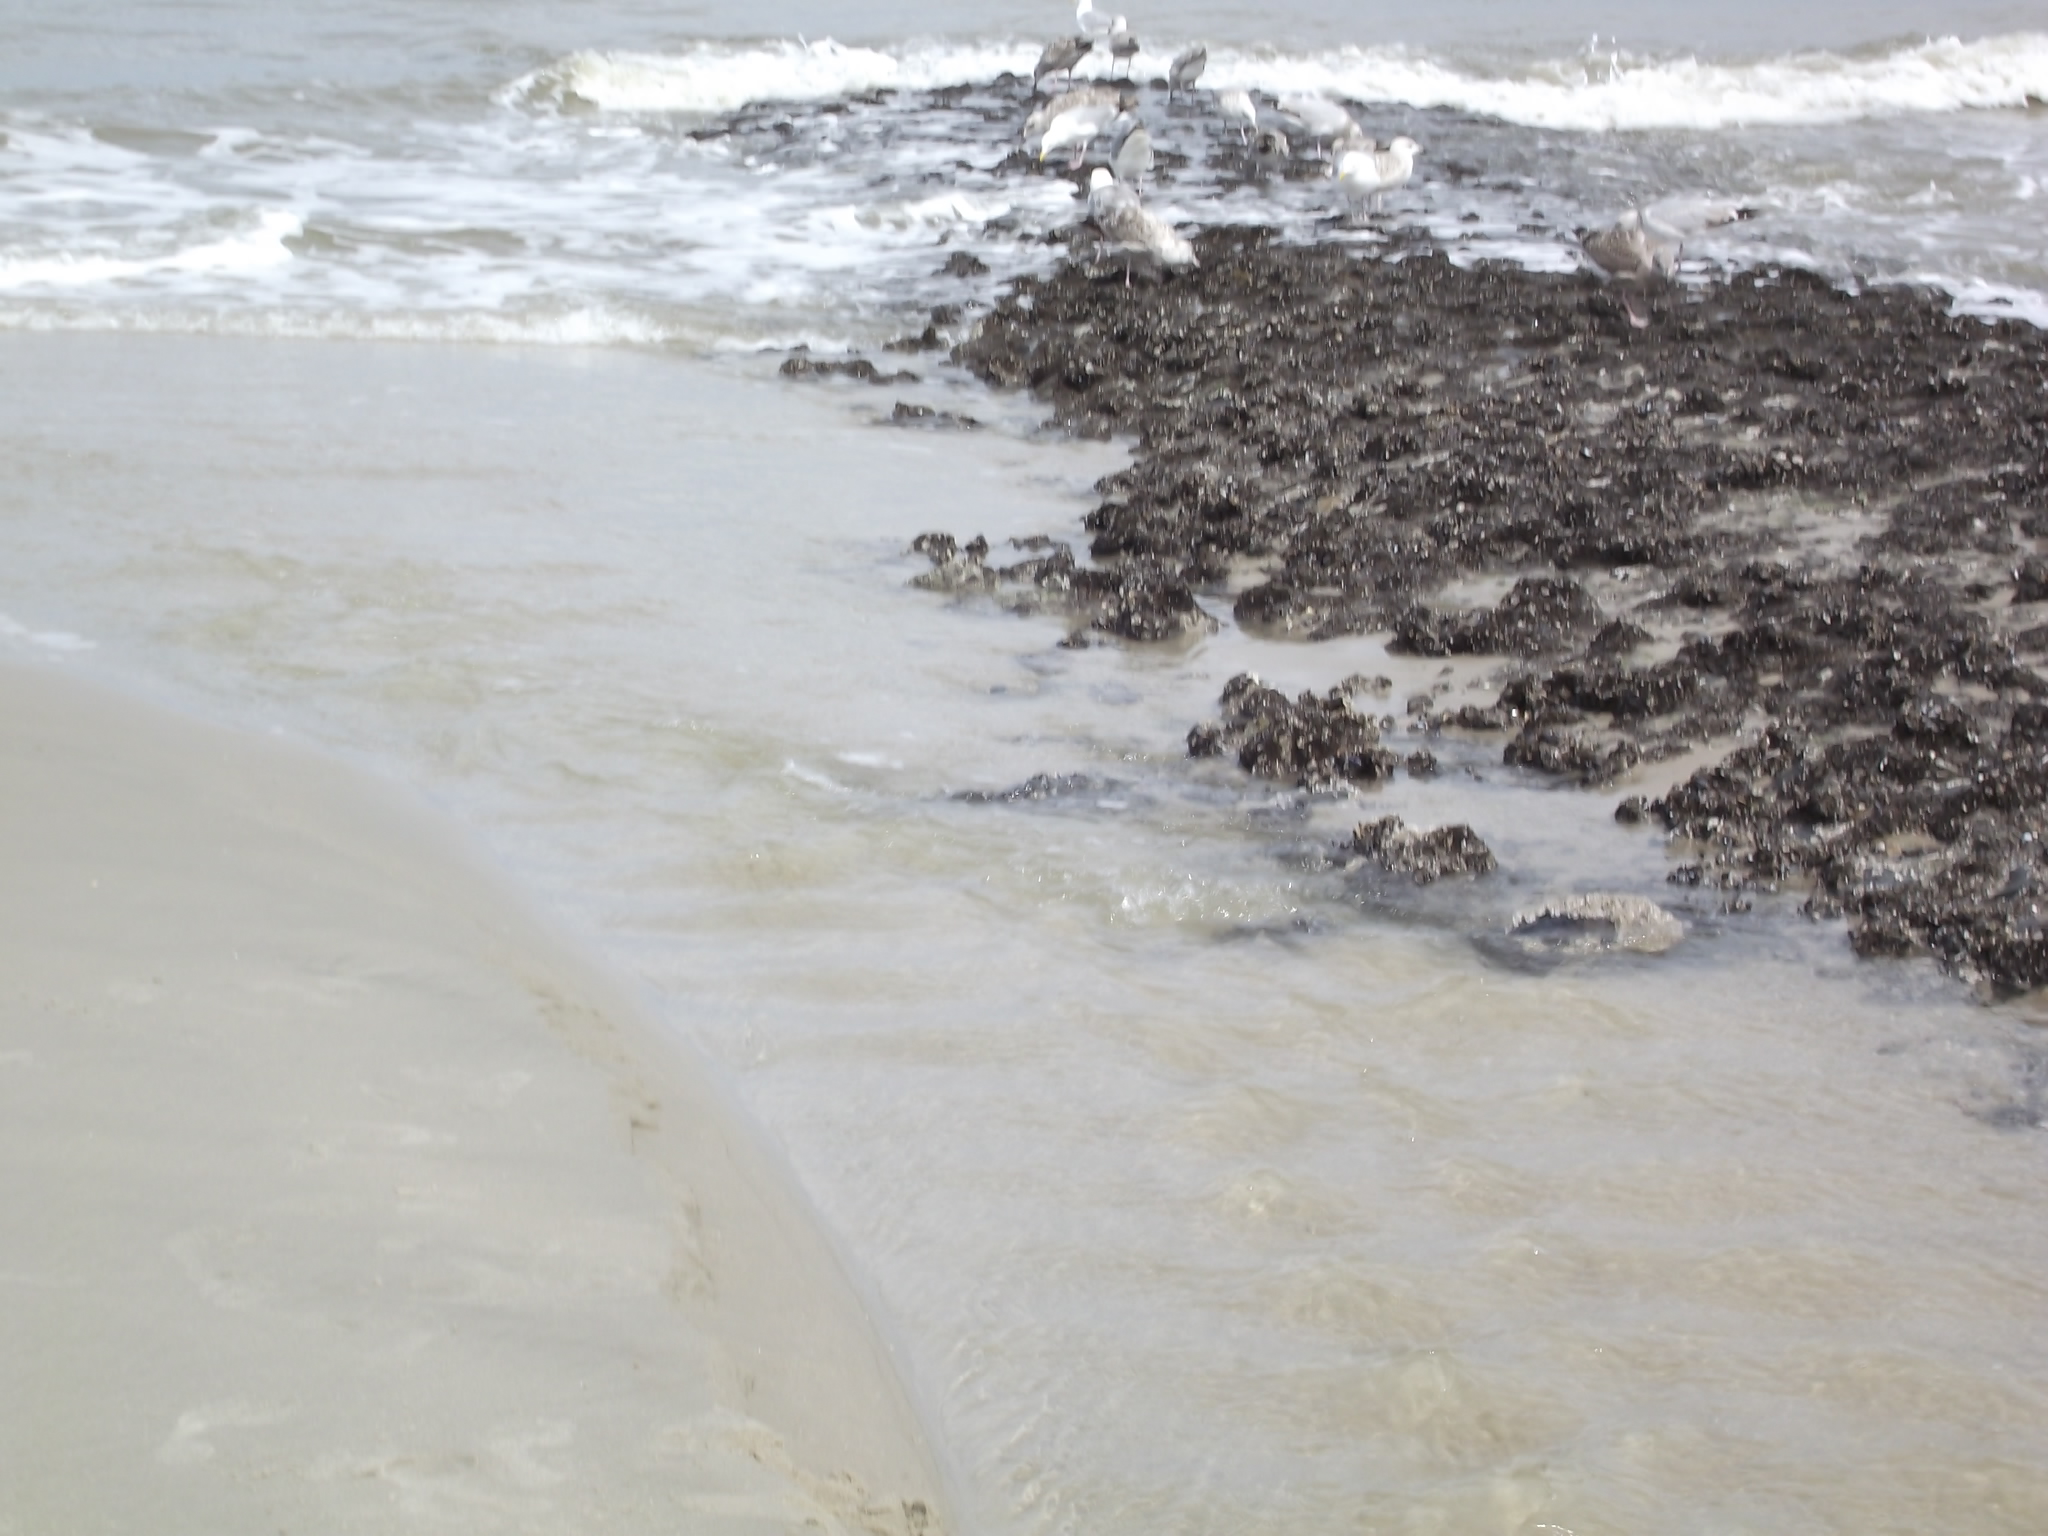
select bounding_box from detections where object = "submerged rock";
[955,772,1120,804]
[1506,893,1685,954]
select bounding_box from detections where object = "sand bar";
[0,659,947,1535]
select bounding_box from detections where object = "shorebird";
[1580,206,1679,326]
[1108,16,1139,78]
[1110,117,1153,196]
[1023,83,1123,141]
[1087,166,1197,283]
[1329,120,1373,156]
[1217,88,1256,143]
[1039,101,1121,167]
[1168,43,1207,100]
[1275,93,1359,160]
[1076,0,1113,38]
[1335,136,1418,220]
[1251,126,1290,178]
[1033,35,1094,91]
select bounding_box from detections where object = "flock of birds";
[1022,0,1751,318]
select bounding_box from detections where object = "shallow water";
[5,0,2048,1526]
[3,330,2045,1534]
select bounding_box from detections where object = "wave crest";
[502,31,2048,131]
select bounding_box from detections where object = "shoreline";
[0,658,950,1534]
[907,226,2048,995]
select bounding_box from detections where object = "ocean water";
[3,2,2048,1532]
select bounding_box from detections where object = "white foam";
[0,209,301,291]
[502,32,2048,131]
[502,38,1033,116]
[0,613,94,652]
[1202,32,2048,131]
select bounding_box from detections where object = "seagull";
[1275,93,1359,160]
[1217,88,1256,143]
[1168,44,1207,101]
[1108,16,1139,79]
[1034,35,1094,91]
[1329,120,1373,157]
[1334,135,1417,220]
[1251,126,1290,178]
[1023,83,1123,140]
[1580,206,1679,327]
[1076,0,1113,38]
[1039,101,1122,167]
[1088,166,1197,283]
[1110,117,1153,196]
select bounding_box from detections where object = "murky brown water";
[3,331,2045,1533]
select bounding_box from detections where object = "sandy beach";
[0,658,946,1535]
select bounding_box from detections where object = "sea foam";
[506,31,2048,131]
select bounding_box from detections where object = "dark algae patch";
[937,226,2048,995]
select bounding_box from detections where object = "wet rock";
[1406,749,1439,779]
[1346,815,1497,883]
[885,325,947,353]
[1192,673,1401,792]
[891,401,981,429]
[940,250,990,277]
[940,217,2048,994]
[781,355,919,384]
[908,531,1214,641]
[955,772,1119,803]
[1393,577,1605,658]
[1505,893,1685,954]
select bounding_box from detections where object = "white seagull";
[1076,0,1113,38]
[1087,167,1197,283]
[1110,116,1153,196]
[1168,44,1207,100]
[1108,16,1139,78]
[1275,93,1359,160]
[1217,88,1256,144]
[1334,135,1418,220]
[1023,83,1122,141]
[1039,101,1122,166]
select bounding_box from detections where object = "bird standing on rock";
[1581,206,1679,327]
[1087,166,1197,284]
[1110,117,1153,196]
[1038,101,1121,166]
[1024,83,1125,140]
[1033,35,1094,90]
[1217,88,1256,143]
[1335,135,1418,220]
[1108,16,1139,78]
[1168,44,1207,100]
[1275,93,1358,159]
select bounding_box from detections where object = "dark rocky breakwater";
[908,225,2048,995]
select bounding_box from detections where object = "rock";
[891,401,981,429]
[1506,893,1685,954]
[781,355,918,384]
[1347,815,1497,883]
[955,773,1119,803]
[939,210,2048,993]
[1191,673,1401,792]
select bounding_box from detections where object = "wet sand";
[0,659,946,1535]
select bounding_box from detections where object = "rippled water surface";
[3,331,2045,1533]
